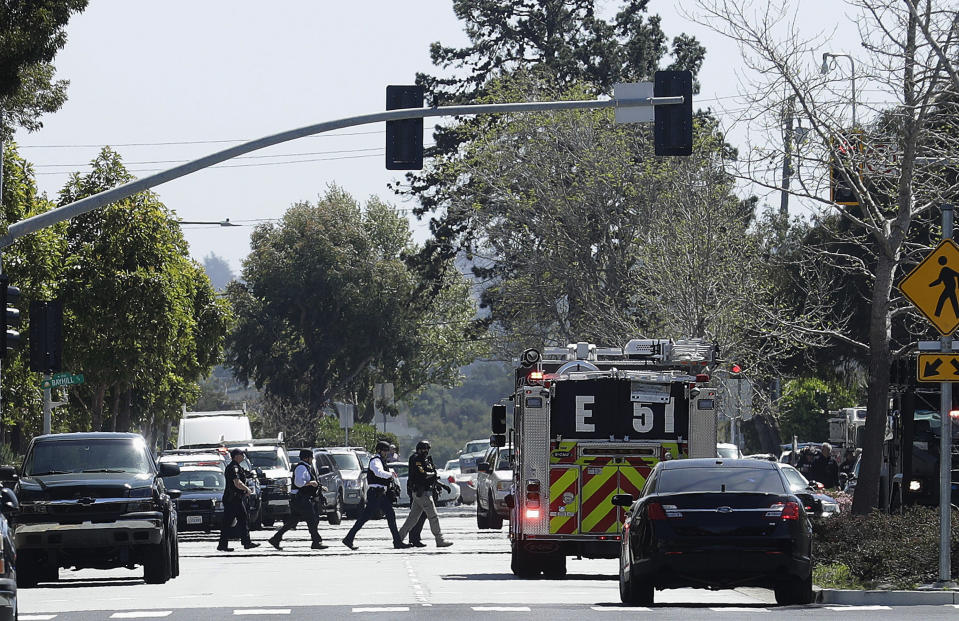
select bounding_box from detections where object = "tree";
[691,0,959,513]
[58,148,230,440]
[203,252,235,291]
[0,0,88,138]
[401,0,706,284]
[226,187,480,431]
[778,377,859,443]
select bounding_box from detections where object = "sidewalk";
[816,586,959,606]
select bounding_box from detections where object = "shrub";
[812,506,959,589]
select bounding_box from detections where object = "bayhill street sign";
[899,239,959,335]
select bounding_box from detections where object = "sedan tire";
[619,567,653,606]
[774,574,812,606]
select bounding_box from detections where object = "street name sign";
[41,372,84,390]
[899,239,959,335]
[917,353,959,382]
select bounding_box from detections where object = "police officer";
[217,448,260,552]
[398,440,452,548]
[342,440,410,550]
[268,449,328,550]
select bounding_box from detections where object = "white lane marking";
[405,558,430,607]
[351,608,411,613]
[233,610,292,616]
[21,616,57,621]
[591,607,651,612]
[472,607,532,612]
[110,613,173,619]
[826,606,893,611]
[709,608,769,612]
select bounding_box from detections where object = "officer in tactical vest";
[342,440,410,550]
[268,449,327,550]
[217,448,260,552]
[398,440,452,547]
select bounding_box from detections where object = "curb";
[816,587,959,606]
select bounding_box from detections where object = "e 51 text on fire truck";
[491,339,719,578]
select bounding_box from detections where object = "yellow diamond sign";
[899,239,959,335]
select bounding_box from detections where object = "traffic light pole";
[0,94,683,249]
[938,203,955,587]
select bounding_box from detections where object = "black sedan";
[613,458,813,606]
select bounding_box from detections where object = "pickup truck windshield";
[163,471,225,491]
[248,450,288,469]
[25,438,153,476]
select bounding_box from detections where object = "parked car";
[14,432,181,587]
[716,443,743,459]
[458,438,491,474]
[162,465,226,532]
[476,447,513,529]
[232,443,291,527]
[321,448,368,518]
[388,462,459,507]
[613,457,813,606]
[444,459,476,505]
[310,450,345,524]
[159,450,262,529]
[0,474,19,620]
[776,463,840,518]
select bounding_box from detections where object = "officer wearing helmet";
[342,440,410,550]
[398,440,452,547]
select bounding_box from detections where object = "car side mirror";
[0,487,18,516]
[0,465,17,483]
[611,493,634,507]
[478,462,491,473]
[317,465,332,476]
[505,493,515,509]
[158,462,180,477]
[167,489,182,500]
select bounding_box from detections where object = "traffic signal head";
[385,85,424,170]
[491,403,507,435]
[653,70,693,156]
[0,276,21,357]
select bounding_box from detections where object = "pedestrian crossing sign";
[899,239,959,335]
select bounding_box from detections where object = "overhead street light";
[821,52,857,128]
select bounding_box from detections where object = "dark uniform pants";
[344,487,401,545]
[274,493,322,544]
[219,499,251,546]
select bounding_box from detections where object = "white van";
[177,410,252,448]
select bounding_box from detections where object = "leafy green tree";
[57,148,230,438]
[778,377,859,444]
[203,252,235,291]
[0,0,88,138]
[313,415,397,454]
[0,143,66,450]
[226,187,480,428]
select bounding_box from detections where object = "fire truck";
[494,339,719,578]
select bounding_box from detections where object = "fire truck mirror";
[490,433,507,448]
[520,348,541,368]
[478,461,492,473]
[491,404,508,434]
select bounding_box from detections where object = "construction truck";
[495,339,719,578]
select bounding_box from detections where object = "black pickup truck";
[13,432,181,587]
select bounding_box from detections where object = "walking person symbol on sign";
[930,256,959,318]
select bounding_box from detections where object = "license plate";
[186,515,203,525]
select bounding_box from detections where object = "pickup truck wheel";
[171,531,180,578]
[143,534,173,584]
[15,552,39,588]
[328,493,343,525]
[488,494,503,530]
[476,501,489,529]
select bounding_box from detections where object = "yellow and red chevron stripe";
[579,465,620,533]
[548,467,579,535]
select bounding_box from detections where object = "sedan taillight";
[766,501,801,520]
[647,502,683,520]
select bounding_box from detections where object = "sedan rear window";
[658,467,786,494]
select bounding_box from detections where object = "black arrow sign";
[950,359,959,376]
[925,359,943,377]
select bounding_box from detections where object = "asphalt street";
[16,507,958,620]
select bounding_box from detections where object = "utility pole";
[938,203,955,587]
[780,95,796,217]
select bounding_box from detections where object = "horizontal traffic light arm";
[0,92,686,249]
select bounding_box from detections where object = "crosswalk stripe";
[826,606,892,611]
[233,610,292,616]
[590,607,651,612]
[21,616,57,621]
[709,608,769,612]
[472,607,532,611]
[351,608,410,613]
[110,613,173,619]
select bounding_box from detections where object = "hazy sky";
[12,1,859,274]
